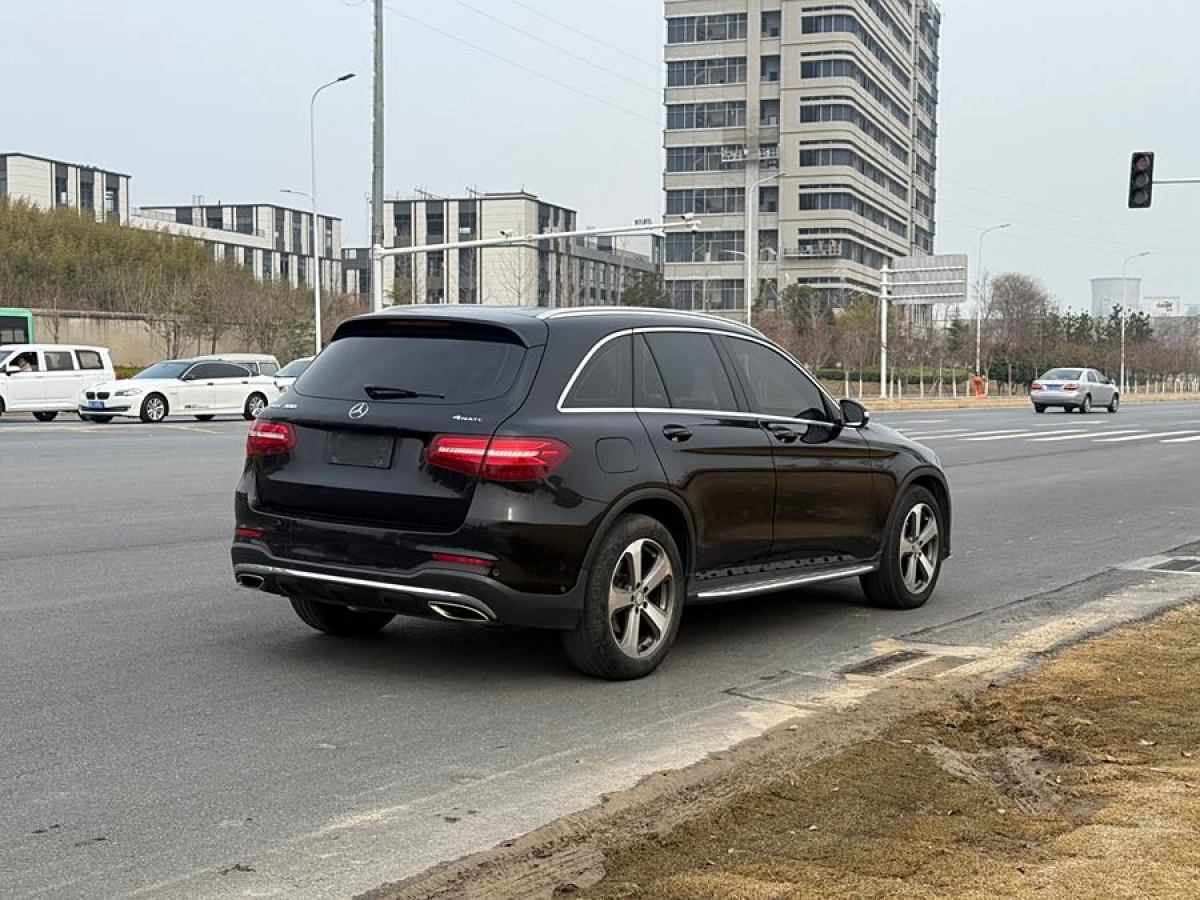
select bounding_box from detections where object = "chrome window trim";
[539,306,760,334]
[556,326,842,422]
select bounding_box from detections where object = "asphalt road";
[3,403,1200,898]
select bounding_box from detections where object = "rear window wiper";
[363,385,445,400]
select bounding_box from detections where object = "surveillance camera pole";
[372,220,702,299]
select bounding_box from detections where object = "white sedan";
[78,359,281,423]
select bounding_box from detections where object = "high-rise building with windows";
[662,0,941,313]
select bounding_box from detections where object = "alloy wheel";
[899,503,940,594]
[146,396,166,421]
[248,395,266,417]
[608,538,675,659]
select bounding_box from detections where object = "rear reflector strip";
[235,526,265,539]
[431,552,493,568]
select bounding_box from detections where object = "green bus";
[0,308,34,344]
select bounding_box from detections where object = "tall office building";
[662,0,941,313]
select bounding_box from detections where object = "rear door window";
[634,335,669,408]
[643,332,737,412]
[296,332,527,404]
[208,363,251,379]
[76,350,105,370]
[259,362,279,376]
[563,336,631,408]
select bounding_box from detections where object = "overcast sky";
[5,0,1199,308]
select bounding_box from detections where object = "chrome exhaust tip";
[237,574,265,589]
[428,601,493,623]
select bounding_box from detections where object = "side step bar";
[692,563,877,601]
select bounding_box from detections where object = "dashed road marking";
[1096,430,1200,443]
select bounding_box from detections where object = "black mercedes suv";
[232,306,950,679]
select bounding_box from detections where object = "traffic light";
[1128,152,1155,208]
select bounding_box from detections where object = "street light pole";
[975,223,1012,378]
[306,73,355,355]
[745,171,779,329]
[1120,251,1150,395]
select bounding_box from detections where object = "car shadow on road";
[244,581,880,685]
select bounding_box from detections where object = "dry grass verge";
[583,604,1200,899]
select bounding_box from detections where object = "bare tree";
[489,246,536,305]
[990,273,1051,392]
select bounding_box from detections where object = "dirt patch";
[580,605,1200,899]
[379,603,1200,900]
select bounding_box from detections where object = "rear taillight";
[1064,382,1079,391]
[426,435,570,482]
[247,420,296,456]
[235,526,265,539]
[1031,381,1043,390]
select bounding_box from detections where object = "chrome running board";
[693,563,878,601]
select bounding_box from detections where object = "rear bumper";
[231,542,586,630]
[1029,391,1084,405]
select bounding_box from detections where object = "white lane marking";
[918,428,1031,441]
[1161,435,1200,444]
[902,432,974,441]
[1028,429,1142,443]
[960,429,1087,442]
[1095,430,1200,443]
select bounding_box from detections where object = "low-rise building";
[133,203,342,292]
[0,152,131,224]
[343,191,661,307]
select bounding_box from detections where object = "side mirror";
[4,365,21,375]
[181,372,196,382]
[840,398,870,428]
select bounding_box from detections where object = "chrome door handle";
[662,424,692,442]
[766,422,799,443]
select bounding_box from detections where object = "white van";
[0,344,115,421]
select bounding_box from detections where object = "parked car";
[0,344,114,421]
[273,356,313,393]
[79,358,279,423]
[1030,367,1119,414]
[190,353,280,377]
[232,307,951,679]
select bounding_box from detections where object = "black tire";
[33,411,59,422]
[194,414,216,421]
[1033,404,1046,414]
[1108,393,1120,413]
[1079,394,1092,414]
[243,393,267,420]
[289,594,395,636]
[0,397,5,416]
[140,393,168,423]
[860,486,945,611]
[561,514,684,680]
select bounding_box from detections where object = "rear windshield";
[1041,369,1082,380]
[295,335,527,404]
